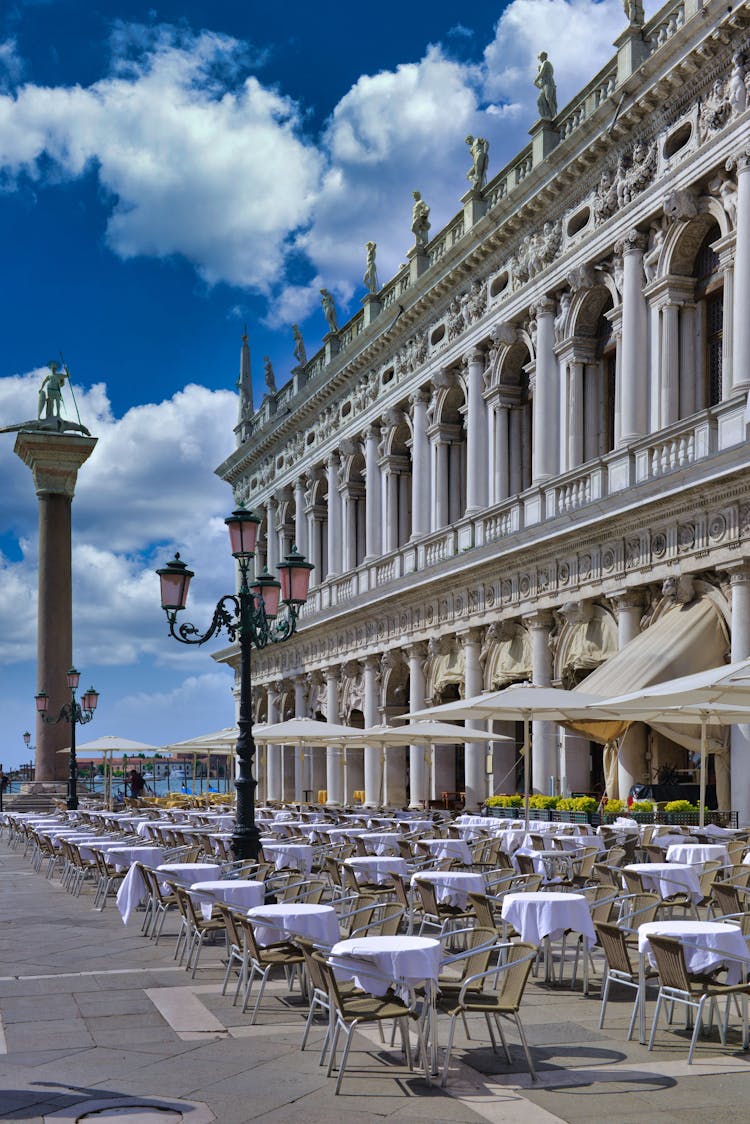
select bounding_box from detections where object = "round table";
[246,902,339,948]
[329,934,441,998]
[501,891,596,948]
[665,843,729,868]
[156,861,221,886]
[189,878,264,921]
[409,870,484,908]
[260,842,314,874]
[418,838,472,864]
[638,919,749,984]
[344,856,408,886]
[360,832,402,856]
[623,862,702,904]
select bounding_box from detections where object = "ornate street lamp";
[22,730,34,784]
[156,507,313,860]
[35,668,99,810]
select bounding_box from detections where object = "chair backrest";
[390,874,410,912]
[238,915,265,962]
[297,939,329,993]
[298,879,327,905]
[648,934,694,994]
[577,847,599,879]
[588,885,617,923]
[727,840,748,865]
[365,902,404,936]
[398,840,414,861]
[529,834,545,851]
[324,856,342,888]
[698,860,723,897]
[711,880,742,917]
[467,892,496,929]
[216,903,243,948]
[723,865,750,889]
[413,878,440,918]
[641,825,656,845]
[595,921,635,977]
[489,841,513,868]
[643,844,665,862]
[456,926,499,983]
[592,863,618,887]
[516,853,537,876]
[511,873,543,893]
[341,866,361,895]
[618,891,660,927]
[354,837,368,857]
[622,869,645,894]
[493,941,536,1010]
[606,846,626,868]
[315,953,349,1012]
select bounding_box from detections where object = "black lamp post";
[156,506,313,861]
[22,731,33,784]
[35,669,99,810]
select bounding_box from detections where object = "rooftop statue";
[263,356,277,394]
[292,324,307,367]
[411,190,431,249]
[363,241,379,294]
[320,288,339,334]
[465,135,489,193]
[534,52,557,120]
[622,0,644,25]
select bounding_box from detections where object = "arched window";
[694,227,723,408]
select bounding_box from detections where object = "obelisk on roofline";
[1,362,97,785]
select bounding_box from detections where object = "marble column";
[266,684,281,802]
[730,565,750,823]
[465,348,488,515]
[526,612,556,792]
[325,668,343,805]
[661,301,680,426]
[326,454,342,577]
[410,389,430,539]
[617,231,649,443]
[493,399,510,503]
[729,148,750,392]
[531,299,558,481]
[715,239,734,399]
[407,643,428,808]
[614,590,646,798]
[363,656,382,807]
[293,676,308,802]
[430,434,448,530]
[15,430,98,783]
[293,479,308,557]
[461,629,487,811]
[265,497,278,572]
[363,426,382,561]
[568,360,584,470]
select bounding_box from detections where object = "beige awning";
[568,597,729,746]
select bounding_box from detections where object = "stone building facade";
[216,0,750,819]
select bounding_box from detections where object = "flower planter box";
[482,805,739,828]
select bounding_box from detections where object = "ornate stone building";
[216,0,750,818]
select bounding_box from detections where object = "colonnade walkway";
[1,839,750,1123]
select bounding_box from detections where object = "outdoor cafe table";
[115,848,167,924]
[635,919,750,1043]
[89,843,165,871]
[155,862,221,887]
[317,826,368,844]
[259,841,314,874]
[410,870,484,909]
[189,878,264,921]
[419,838,472,865]
[246,902,339,948]
[344,856,408,886]
[623,862,703,904]
[665,843,729,868]
[501,891,596,989]
[360,832,402,856]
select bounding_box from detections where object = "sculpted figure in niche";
[534,52,557,120]
[554,290,571,342]
[617,140,657,207]
[644,219,666,283]
[411,191,431,248]
[263,357,276,394]
[729,51,747,116]
[292,324,307,367]
[363,241,379,293]
[465,135,489,192]
[593,167,618,223]
[719,177,738,228]
[320,288,339,334]
[698,80,731,143]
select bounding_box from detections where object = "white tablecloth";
[410,871,484,908]
[189,878,264,921]
[639,919,749,985]
[624,862,703,904]
[92,844,166,872]
[344,857,408,885]
[260,842,313,873]
[247,903,339,948]
[156,861,221,887]
[330,934,441,998]
[115,850,167,924]
[501,891,596,948]
[360,832,402,856]
[665,843,729,867]
[419,838,472,864]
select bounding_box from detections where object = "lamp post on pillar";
[35,668,99,810]
[156,508,313,860]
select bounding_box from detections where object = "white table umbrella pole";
[523,717,530,833]
[699,716,707,830]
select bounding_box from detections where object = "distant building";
[216,0,750,818]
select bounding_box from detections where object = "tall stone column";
[465,348,488,514]
[266,683,281,802]
[293,479,308,557]
[531,299,558,481]
[661,301,679,426]
[325,668,343,805]
[617,231,649,443]
[526,612,556,792]
[407,642,428,808]
[326,454,342,577]
[363,425,382,561]
[730,565,750,823]
[430,435,448,530]
[492,399,510,502]
[15,430,97,783]
[293,676,308,801]
[568,360,584,469]
[728,148,750,392]
[613,590,646,798]
[409,389,430,539]
[363,656,382,807]
[460,628,487,811]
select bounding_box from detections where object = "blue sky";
[0,0,658,767]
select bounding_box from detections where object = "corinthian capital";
[614,228,647,254]
[726,146,750,174]
[531,296,556,318]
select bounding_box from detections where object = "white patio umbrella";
[408,685,605,829]
[161,727,239,752]
[60,735,159,809]
[251,717,367,745]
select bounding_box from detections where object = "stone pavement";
[1,840,750,1123]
